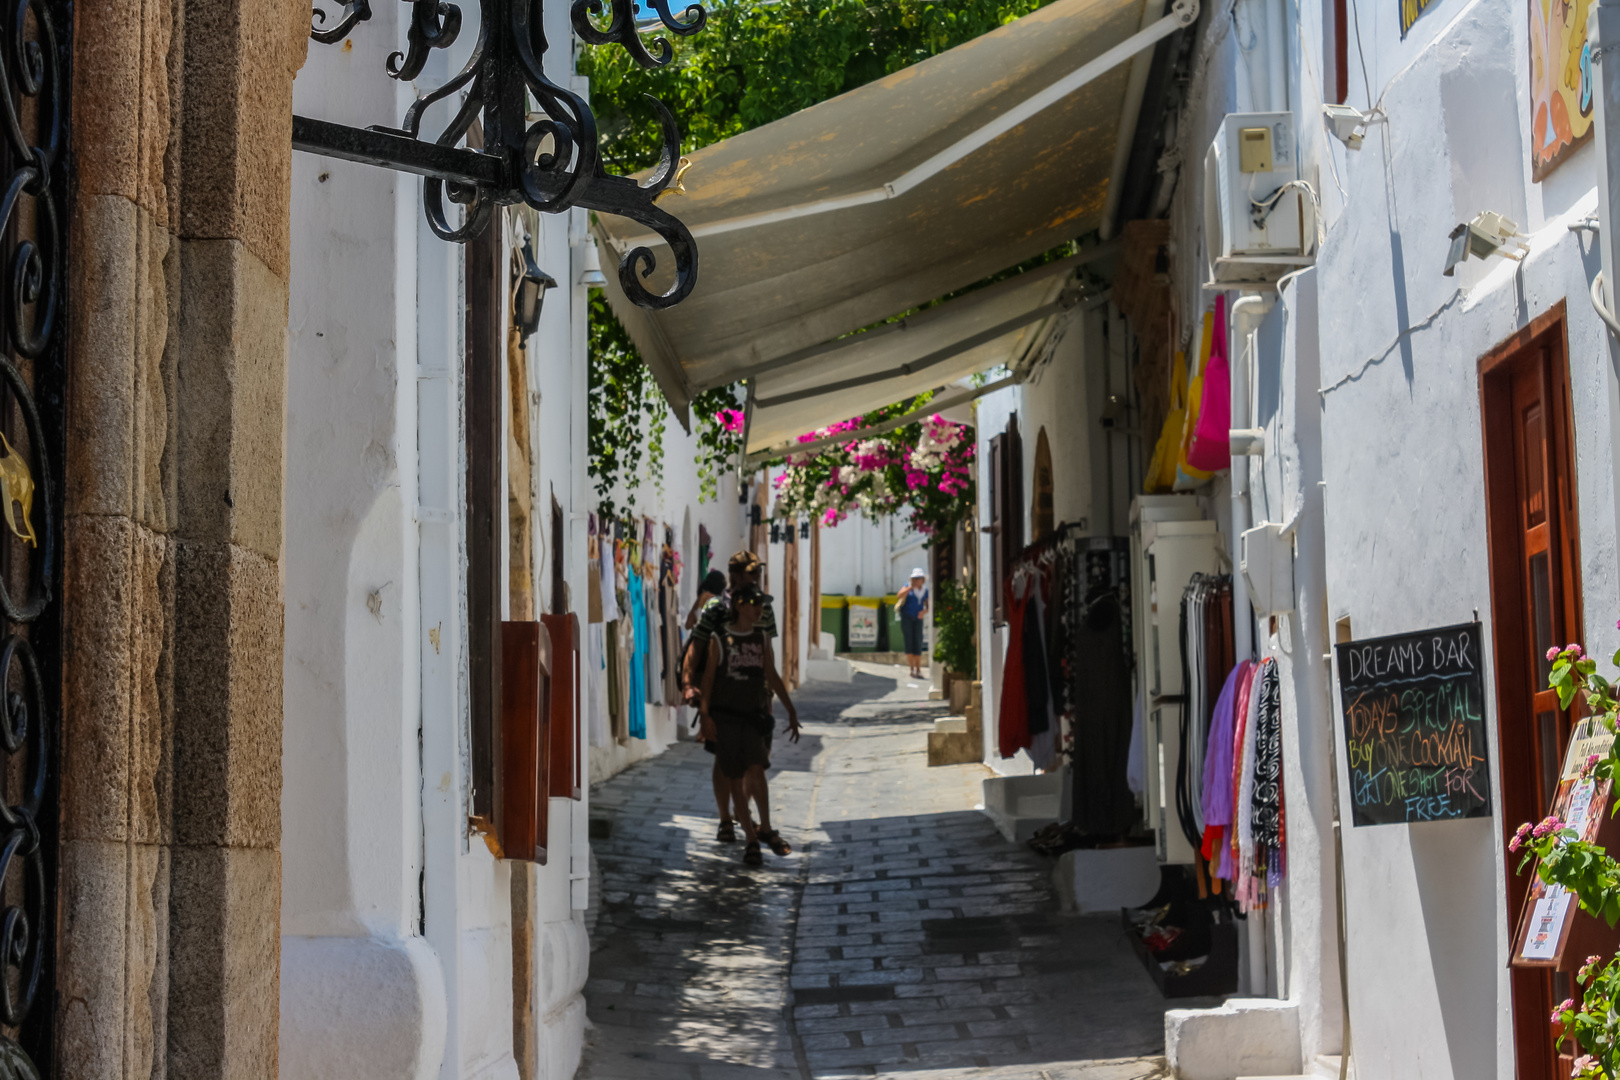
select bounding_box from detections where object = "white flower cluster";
[909,419,962,471]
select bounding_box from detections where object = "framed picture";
[1531,0,1595,180]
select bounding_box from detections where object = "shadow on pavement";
[580,677,1200,1080]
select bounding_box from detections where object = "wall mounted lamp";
[1444,212,1528,277]
[577,239,608,288]
[1322,104,1384,151]
[513,238,558,337]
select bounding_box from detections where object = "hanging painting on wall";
[1400,0,1436,37]
[1530,0,1594,180]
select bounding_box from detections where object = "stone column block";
[72,0,178,220]
[175,239,286,563]
[57,839,170,1080]
[178,0,311,279]
[171,539,281,850]
[63,516,173,846]
[168,844,280,1080]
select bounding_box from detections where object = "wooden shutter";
[1005,414,1024,567]
[988,434,1004,625]
[466,212,505,836]
[542,612,582,801]
[500,620,551,862]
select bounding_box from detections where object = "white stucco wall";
[285,3,602,1077]
[1150,0,1620,1074]
[1308,1,1620,1072]
[283,6,447,1075]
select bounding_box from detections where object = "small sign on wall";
[1334,621,1491,826]
[848,604,879,648]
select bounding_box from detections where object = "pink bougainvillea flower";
[1547,647,1561,661]
[1552,998,1574,1024]
[1567,643,1583,656]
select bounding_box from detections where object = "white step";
[933,717,968,734]
[1015,793,1060,818]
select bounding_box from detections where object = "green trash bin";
[846,596,881,652]
[883,594,905,655]
[819,595,847,653]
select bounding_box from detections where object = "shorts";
[712,710,770,780]
[706,713,773,761]
[900,613,925,654]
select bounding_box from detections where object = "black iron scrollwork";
[0,1,63,1076]
[296,0,704,309]
[569,0,705,69]
[311,0,373,44]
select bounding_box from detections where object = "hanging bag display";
[1187,294,1232,473]
[1173,311,1217,491]
[1145,350,1189,493]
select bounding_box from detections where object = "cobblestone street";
[580,665,1191,1080]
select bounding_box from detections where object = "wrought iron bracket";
[298,0,703,309]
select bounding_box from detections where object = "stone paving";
[580,664,1199,1080]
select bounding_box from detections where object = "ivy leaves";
[588,293,662,518]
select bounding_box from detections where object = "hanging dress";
[1200,660,1249,872]
[998,576,1032,759]
[1025,577,1057,771]
[628,581,649,739]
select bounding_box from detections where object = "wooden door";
[1481,304,1582,1079]
[783,532,801,687]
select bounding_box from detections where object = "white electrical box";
[1240,521,1295,617]
[1204,111,1313,288]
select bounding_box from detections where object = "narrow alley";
[580,664,1207,1080]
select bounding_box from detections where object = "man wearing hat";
[896,568,930,678]
[683,551,798,857]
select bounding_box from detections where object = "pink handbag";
[1187,294,1232,473]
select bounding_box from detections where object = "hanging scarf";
[1219,660,1259,882]
[1251,660,1285,885]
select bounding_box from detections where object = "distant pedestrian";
[698,582,800,866]
[685,568,727,631]
[896,568,930,678]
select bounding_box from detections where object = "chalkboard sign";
[1334,621,1491,827]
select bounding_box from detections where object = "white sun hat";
[910,568,927,579]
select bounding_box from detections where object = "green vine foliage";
[588,293,662,518]
[582,0,1059,507]
[1513,644,1620,1077]
[932,579,977,677]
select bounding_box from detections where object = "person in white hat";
[896,568,930,678]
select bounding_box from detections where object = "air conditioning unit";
[1204,112,1315,289]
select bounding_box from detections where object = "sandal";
[743,841,763,866]
[760,829,793,857]
[717,820,737,843]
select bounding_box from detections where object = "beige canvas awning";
[742,247,1111,454]
[596,0,1193,430]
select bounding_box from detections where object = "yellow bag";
[1173,311,1216,492]
[1144,351,1189,493]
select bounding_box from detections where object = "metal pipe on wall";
[1587,0,1620,575]
[1228,293,1271,664]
